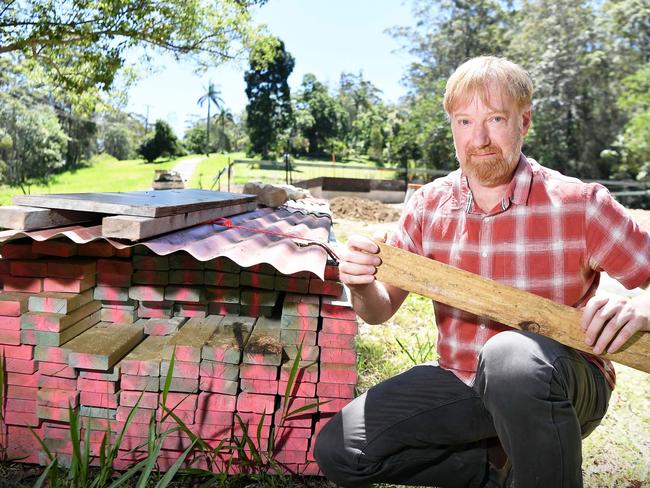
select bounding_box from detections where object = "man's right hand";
[338,232,386,286]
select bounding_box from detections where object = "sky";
[125,0,417,136]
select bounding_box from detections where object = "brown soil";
[329,197,401,223]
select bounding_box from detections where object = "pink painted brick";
[324,264,339,280]
[116,406,156,423]
[239,363,278,381]
[0,316,20,330]
[4,410,39,426]
[236,392,276,414]
[318,397,353,413]
[160,360,199,379]
[1,344,33,360]
[128,285,165,302]
[77,378,117,394]
[34,345,69,364]
[320,304,357,321]
[318,331,356,348]
[161,392,198,411]
[280,364,319,383]
[308,279,344,297]
[0,292,30,316]
[120,374,159,392]
[273,450,307,464]
[5,358,37,374]
[7,372,41,389]
[39,361,77,378]
[155,406,194,424]
[164,286,203,302]
[137,300,173,318]
[278,380,316,398]
[319,363,358,385]
[320,347,357,365]
[193,410,235,427]
[199,361,239,380]
[240,378,278,395]
[199,376,238,395]
[321,317,359,335]
[6,398,37,413]
[173,302,207,318]
[193,422,231,439]
[198,391,237,412]
[100,307,137,324]
[37,388,79,408]
[39,375,77,390]
[0,329,21,345]
[207,302,240,315]
[79,391,119,409]
[3,276,43,293]
[93,285,129,301]
[317,382,355,399]
[119,390,159,409]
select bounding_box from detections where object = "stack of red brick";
[0,237,357,475]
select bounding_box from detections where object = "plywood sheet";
[13,189,256,218]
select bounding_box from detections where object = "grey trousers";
[313,330,612,488]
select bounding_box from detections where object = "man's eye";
[491,116,505,123]
[458,119,470,126]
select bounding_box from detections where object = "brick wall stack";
[0,237,357,475]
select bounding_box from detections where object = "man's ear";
[521,106,532,136]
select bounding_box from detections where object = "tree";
[197,82,224,155]
[244,36,295,158]
[294,74,346,156]
[138,120,179,162]
[216,108,235,152]
[0,1,267,94]
[103,126,136,161]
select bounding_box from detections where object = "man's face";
[450,85,531,187]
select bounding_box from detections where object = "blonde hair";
[443,56,533,115]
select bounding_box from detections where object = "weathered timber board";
[13,189,257,218]
[375,241,650,374]
[67,322,144,370]
[0,206,101,230]
[101,201,257,241]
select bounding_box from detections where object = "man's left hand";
[582,290,650,355]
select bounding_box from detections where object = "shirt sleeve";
[388,186,424,255]
[585,184,650,289]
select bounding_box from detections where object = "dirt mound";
[329,197,402,223]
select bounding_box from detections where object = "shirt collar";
[450,153,533,212]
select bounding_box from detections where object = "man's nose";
[472,123,490,147]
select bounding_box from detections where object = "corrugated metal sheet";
[0,202,334,280]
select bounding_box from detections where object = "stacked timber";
[0,232,357,476]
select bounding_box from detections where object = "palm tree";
[197,81,224,155]
[216,107,234,152]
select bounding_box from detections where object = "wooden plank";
[243,316,283,366]
[120,335,170,376]
[101,201,257,241]
[374,242,650,374]
[163,316,220,362]
[66,322,144,370]
[202,316,255,363]
[30,310,101,347]
[0,205,99,230]
[13,189,256,218]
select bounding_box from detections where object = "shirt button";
[484,217,491,222]
[482,252,488,257]
[479,323,486,329]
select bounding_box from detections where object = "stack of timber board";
[0,189,258,241]
[0,238,356,475]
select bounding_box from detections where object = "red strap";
[207,217,340,261]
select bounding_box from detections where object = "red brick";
[37,388,79,408]
[47,259,96,278]
[97,258,133,275]
[79,391,119,409]
[96,272,132,287]
[32,240,78,257]
[133,270,169,285]
[1,242,39,259]
[239,363,278,381]
[318,331,355,348]
[317,382,355,399]
[1,344,33,360]
[39,375,77,390]
[9,260,48,277]
[321,317,358,335]
[3,276,43,293]
[236,392,275,414]
[43,274,95,293]
[5,358,37,374]
[77,378,117,394]
[78,241,115,257]
[0,292,30,316]
[240,378,278,395]
[198,391,237,412]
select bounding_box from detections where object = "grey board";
[13,189,257,218]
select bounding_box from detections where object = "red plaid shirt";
[390,155,650,387]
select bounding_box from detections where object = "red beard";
[463,144,517,187]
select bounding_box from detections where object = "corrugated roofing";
[0,201,335,280]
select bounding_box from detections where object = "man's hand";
[338,232,386,286]
[582,291,650,355]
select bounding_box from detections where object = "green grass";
[0,154,183,205]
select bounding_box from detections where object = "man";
[313,56,650,488]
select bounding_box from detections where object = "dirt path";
[172,156,204,184]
